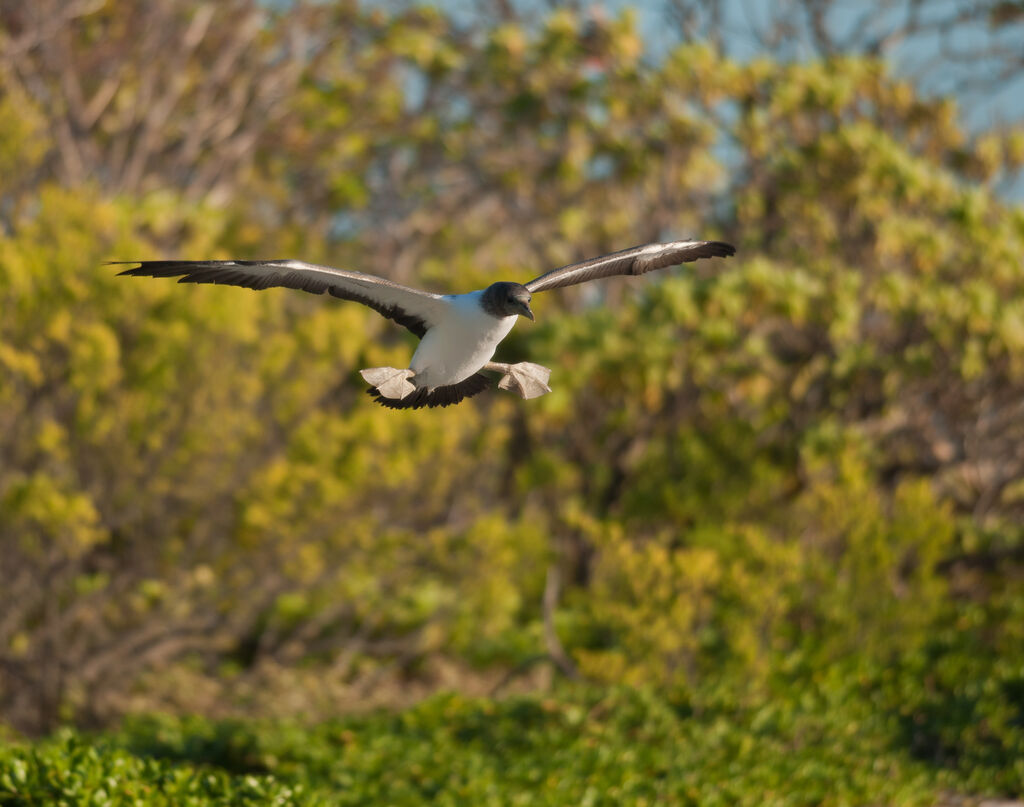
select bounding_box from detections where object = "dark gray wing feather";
[524,240,736,294]
[113,259,449,338]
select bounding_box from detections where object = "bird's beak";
[518,301,534,321]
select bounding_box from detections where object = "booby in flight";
[114,239,735,409]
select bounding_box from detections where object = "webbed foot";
[484,361,552,399]
[359,367,416,399]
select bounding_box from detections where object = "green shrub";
[3,684,1020,805]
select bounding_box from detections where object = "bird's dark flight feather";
[112,259,443,338]
[524,240,735,294]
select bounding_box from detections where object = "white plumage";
[410,292,518,390]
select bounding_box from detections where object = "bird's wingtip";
[709,240,737,257]
[105,261,143,275]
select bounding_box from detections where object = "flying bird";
[114,239,735,409]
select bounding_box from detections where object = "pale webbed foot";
[484,361,552,399]
[359,367,416,399]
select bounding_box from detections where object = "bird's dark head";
[481,281,534,321]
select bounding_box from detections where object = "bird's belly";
[410,314,516,389]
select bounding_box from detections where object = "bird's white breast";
[409,291,516,389]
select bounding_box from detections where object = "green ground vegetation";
[2,681,1021,806]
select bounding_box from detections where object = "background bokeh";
[1,0,1023,801]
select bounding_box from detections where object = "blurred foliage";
[1,686,1020,806]
[1,0,1023,797]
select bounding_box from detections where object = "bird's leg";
[483,361,552,399]
[359,367,417,399]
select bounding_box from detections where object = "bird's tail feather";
[367,372,491,410]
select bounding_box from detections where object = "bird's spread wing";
[523,240,736,294]
[113,259,448,337]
